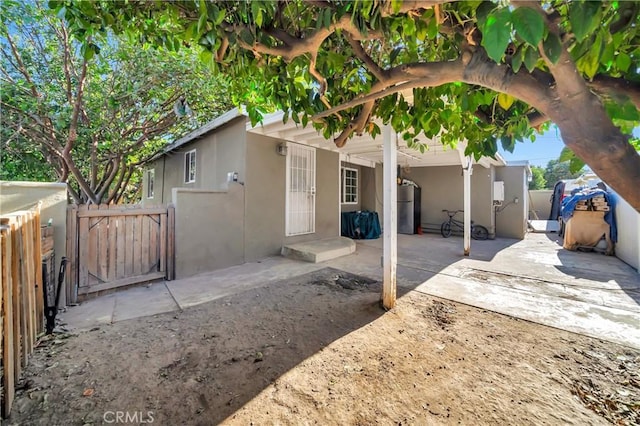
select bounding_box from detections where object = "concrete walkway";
[60,233,640,349]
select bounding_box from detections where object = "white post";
[382,124,397,309]
[463,156,472,256]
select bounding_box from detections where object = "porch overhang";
[247,110,506,169]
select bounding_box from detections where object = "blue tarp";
[561,189,617,242]
[341,211,381,239]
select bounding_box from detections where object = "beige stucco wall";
[360,166,377,212]
[244,134,339,262]
[495,166,528,239]
[0,181,68,304]
[529,190,553,220]
[611,190,639,272]
[405,165,495,236]
[143,117,247,206]
[171,184,245,278]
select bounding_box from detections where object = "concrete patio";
[60,232,640,349]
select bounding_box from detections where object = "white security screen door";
[286,143,316,236]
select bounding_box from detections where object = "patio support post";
[382,124,397,309]
[463,155,472,256]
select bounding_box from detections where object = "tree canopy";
[51,0,640,209]
[543,158,583,188]
[528,165,546,190]
[1,1,232,203]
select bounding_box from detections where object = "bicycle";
[440,210,489,240]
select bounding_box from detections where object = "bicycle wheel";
[440,222,452,238]
[471,225,489,240]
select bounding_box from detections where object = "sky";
[498,125,565,167]
[499,126,640,168]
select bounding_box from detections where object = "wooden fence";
[67,204,174,300]
[0,205,44,417]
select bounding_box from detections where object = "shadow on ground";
[10,268,385,425]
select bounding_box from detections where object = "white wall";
[529,190,553,220]
[611,190,640,272]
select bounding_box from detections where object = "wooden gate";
[68,204,174,298]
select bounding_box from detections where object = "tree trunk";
[546,87,640,211]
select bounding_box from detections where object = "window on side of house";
[146,169,155,199]
[184,149,196,183]
[342,167,358,204]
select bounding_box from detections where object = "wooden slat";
[124,216,134,277]
[88,205,99,286]
[159,213,167,274]
[107,213,117,281]
[133,214,143,276]
[116,215,126,280]
[21,214,34,350]
[98,206,109,281]
[33,208,44,335]
[1,226,15,417]
[141,216,150,273]
[78,215,89,289]
[149,215,158,272]
[77,272,166,295]
[77,207,167,218]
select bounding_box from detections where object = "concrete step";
[281,237,356,263]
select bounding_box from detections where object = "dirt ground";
[7,268,640,425]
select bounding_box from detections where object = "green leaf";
[600,41,614,68]
[511,45,523,72]
[481,8,512,63]
[324,8,331,28]
[543,33,562,64]
[497,93,515,110]
[558,147,573,162]
[616,52,631,72]
[391,0,402,14]
[416,19,427,41]
[500,135,515,153]
[197,13,207,35]
[569,156,585,174]
[569,1,601,42]
[404,17,416,36]
[511,7,544,47]
[605,100,640,121]
[475,1,497,28]
[523,45,538,72]
[576,31,602,79]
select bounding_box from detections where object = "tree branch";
[344,35,387,82]
[64,56,89,156]
[588,75,640,110]
[334,101,375,148]
[4,31,39,98]
[96,157,121,203]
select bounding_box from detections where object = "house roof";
[156,107,246,157]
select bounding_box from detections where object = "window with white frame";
[341,167,358,204]
[146,169,155,199]
[184,149,196,183]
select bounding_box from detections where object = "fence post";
[1,220,15,417]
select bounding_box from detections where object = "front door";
[286,143,316,236]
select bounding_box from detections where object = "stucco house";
[142,107,530,279]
